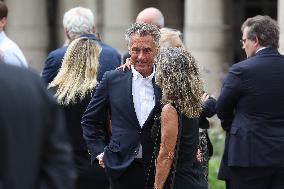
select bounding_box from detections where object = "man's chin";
[135,68,144,74]
[134,66,145,71]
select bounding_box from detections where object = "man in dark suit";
[41,6,121,84]
[216,15,284,189]
[0,62,75,189]
[81,23,161,189]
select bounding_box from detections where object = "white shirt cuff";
[96,152,104,161]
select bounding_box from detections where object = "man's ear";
[64,28,71,40]
[92,26,97,33]
[156,46,160,54]
[127,43,131,54]
[0,17,7,30]
[254,36,261,47]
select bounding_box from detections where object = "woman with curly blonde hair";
[153,47,207,189]
[160,27,216,183]
[49,37,109,189]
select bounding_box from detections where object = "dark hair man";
[0,1,28,67]
[217,15,284,189]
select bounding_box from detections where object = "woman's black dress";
[163,115,208,189]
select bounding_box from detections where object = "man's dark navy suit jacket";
[82,69,162,178]
[217,47,284,168]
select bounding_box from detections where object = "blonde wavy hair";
[160,27,185,49]
[49,37,101,105]
[156,47,203,118]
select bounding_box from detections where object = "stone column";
[159,0,183,30]
[102,0,138,54]
[5,0,48,71]
[278,0,284,54]
[184,0,233,96]
[57,0,99,46]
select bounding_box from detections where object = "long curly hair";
[49,37,101,105]
[156,47,203,118]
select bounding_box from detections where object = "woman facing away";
[154,47,208,189]
[160,27,215,182]
[48,37,110,189]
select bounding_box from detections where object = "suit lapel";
[153,77,162,105]
[143,77,162,127]
[124,71,140,128]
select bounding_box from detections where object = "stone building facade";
[4,0,283,94]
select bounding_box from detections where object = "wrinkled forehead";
[128,33,158,48]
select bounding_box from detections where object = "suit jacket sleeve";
[201,96,217,118]
[81,72,110,163]
[217,65,242,120]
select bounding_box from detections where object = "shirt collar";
[131,65,155,81]
[0,31,6,39]
[256,47,268,54]
[80,33,100,42]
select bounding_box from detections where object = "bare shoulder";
[161,104,178,125]
[162,103,177,113]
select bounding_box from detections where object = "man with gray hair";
[122,7,164,64]
[217,15,284,189]
[41,6,121,84]
[82,23,161,189]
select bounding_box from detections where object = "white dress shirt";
[0,31,28,67]
[131,66,156,127]
[132,66,155,158]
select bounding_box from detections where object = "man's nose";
[137,51,145,59]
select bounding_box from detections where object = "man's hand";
[116,58,132,71]
[196,149,202,162]
[99,158,105,168]
[96,152,105,168]
[201,93,210,103]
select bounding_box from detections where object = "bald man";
[135,7,164,28]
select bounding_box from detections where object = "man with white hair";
[42,6,118,189]
[41,6,121,84]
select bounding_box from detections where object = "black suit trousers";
[109,160,154,189]
[230,167,284,189]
